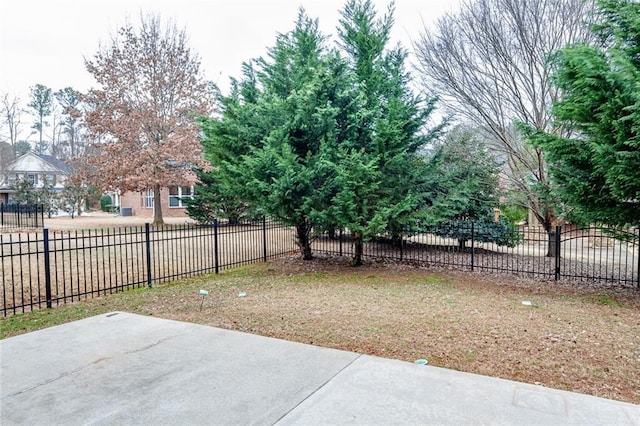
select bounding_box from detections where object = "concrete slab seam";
[272,353,364,425]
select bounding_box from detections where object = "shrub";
[100,194,112,212]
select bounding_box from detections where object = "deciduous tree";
[414,0,595,241]
[83,14,214,224]
[0,92,24,159]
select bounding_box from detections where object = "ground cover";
[2,255,639,404]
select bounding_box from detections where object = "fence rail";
[2,220,638,317]
[1,219,298,316]
[0,204,44,229]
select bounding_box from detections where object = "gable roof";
[37,154,72,174]
[4,152,71,175]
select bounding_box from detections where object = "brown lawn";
[4,254,639,404]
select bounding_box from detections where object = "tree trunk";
[153,184,164,225]
[328,227,337,239]
[547,229,557,259]
[529,201,557,257]
[296,220,312,260]
[353,232,363,266]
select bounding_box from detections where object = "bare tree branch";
[414,0,596,230]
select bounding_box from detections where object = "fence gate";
[559,226,639,287]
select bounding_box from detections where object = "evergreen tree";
[197,1,442,265]
[417,126,521,249]
[423,126,500,222]
[184,167,249,224]
[198,10,352,259]
[27,84,52,154]
[36,176,58,218]
[190,71,266,225]
[328,0,443,265]
[11,177,39,205]
[532,0,640,227]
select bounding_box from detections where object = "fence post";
[214,218,219,274]
[262,216,267,262]
[145,223,152,288]
[470,222,475,272]
[554,225,561,281]
[339,229,343,257]
[43,228,52,309]
[637,227,640,289]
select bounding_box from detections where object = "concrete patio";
[1,312,638,425]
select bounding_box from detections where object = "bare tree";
[0,92,24,158]
[83,13,214,224]
[47,102,64,158]
[414,0,595,238]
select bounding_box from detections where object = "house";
[116,184,196,218]
[0,152,70,204]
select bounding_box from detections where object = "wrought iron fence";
[0,204,44,229]
[312,223,640,287]
[3,219,638,317]
[1,219,297,316]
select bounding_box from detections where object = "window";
[144,190,154,208]
[168,186,193,208]
[27,174,38,185]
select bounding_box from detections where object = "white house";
[0,152,71,204]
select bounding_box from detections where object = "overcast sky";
[0,0,458,102]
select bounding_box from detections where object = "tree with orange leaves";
[83,14,214,224]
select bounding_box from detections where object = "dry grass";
[3,254,639,404]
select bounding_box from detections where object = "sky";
[0,0,459,102]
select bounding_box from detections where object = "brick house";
[117,184,195,218]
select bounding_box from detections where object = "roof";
[3,152,71,175]
[36,154,72,174]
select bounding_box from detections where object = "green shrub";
[99,194,112,212]
[500,204,528,225]
[429,217,522,249]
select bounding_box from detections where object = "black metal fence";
[3,219,639,317]
[1,219,297,316]
[0,204,44,229]
[312,223,640,287]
